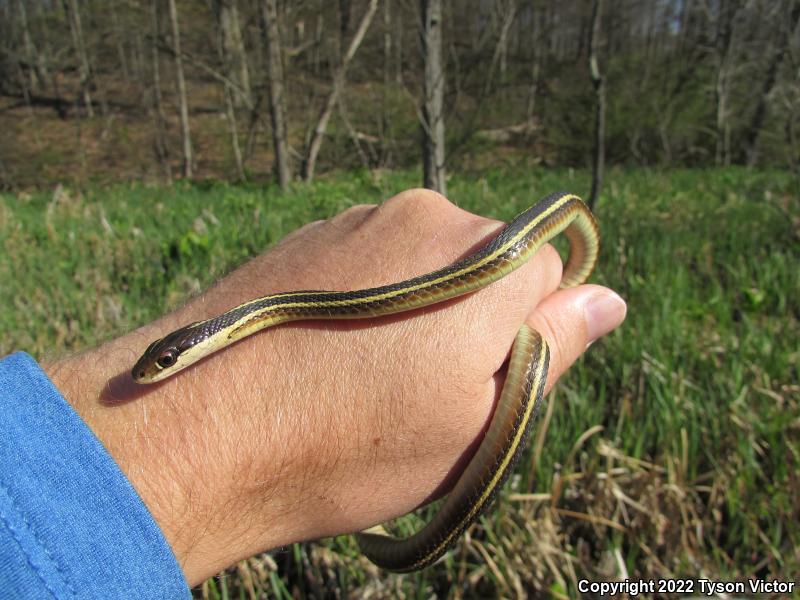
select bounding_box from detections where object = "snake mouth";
[131,358,158,384]
[131,338,161,383]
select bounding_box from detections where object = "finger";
[526,284,626,393]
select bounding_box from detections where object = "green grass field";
[1,167,797,598]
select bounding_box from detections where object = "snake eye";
[156,349,178,369]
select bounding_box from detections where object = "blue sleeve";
[0,352,190,599]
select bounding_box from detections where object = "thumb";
[526,285,627,393]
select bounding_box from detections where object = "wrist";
[44,323,284,585]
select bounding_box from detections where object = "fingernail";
[585,291,627,342]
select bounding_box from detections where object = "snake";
[132,191,599,572]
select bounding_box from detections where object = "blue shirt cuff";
[0,352,189,599]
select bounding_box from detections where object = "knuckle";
[380,188,454,220]
[276,218,325,245]
[344,203,375,214]
[333,203,375,225]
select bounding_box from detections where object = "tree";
[213,0,247,180]
[302,0,379,182]
[421,0,447,195]
[713,0,743,167]
[260,0,292,189]
[167,0,193,178]
[742,0,800,166]
[62,0,93,116]
[17,0,40,93]
[588,0,605,209]
[109,0,130,83]
[215,0,251,107]
[486,0,517,97]
[149,0,172,183]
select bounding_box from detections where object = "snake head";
[131,322,205,383]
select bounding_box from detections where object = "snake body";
[132,192,599,571]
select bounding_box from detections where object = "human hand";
[46,189,626,585]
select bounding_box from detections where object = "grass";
[1,167,798,598]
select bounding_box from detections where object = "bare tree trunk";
[394,3,403,84]
[339,0,352,50]
[214,0,246,180]
[167,0,193,178]
[302,0,379,182]
[30,2,53,92]
[588,0,605,210]
[72,94,88,177]
[110,0,130,82]
[313,10,324,75]
[224,85,246,180]
[15,61,36,138]
[494,0,517,93]
[526,56,541,122]
[261,0,291,189]
[421,0,447,195]
[480,1,518,98]
[714,0,740,167]
[380,0,394,163]
[526,0,542,121]
[383,0,392,87]
[786,104,800,180]
[743,0,800,166]
[17,0,38,92]
[337,98,372,170]
[216,0,251,107]
[715,72,730,166]
[133,30,145,83]
[150,0,172,183]
[62,0,93,117]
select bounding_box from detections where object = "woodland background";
[1,0,799,189]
